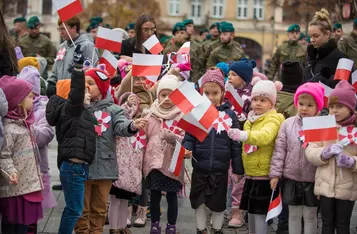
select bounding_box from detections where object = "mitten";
[227,128,248,142]
[161,128,178,144]
[73,45,84,69]
[321,144,343,161]
[336,153,356,169]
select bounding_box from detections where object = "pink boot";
[228,208,245,228]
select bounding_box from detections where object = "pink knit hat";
[294,82,325,111]
[0,75,32,111]
[329,80,356,113]
[201,69,225,90]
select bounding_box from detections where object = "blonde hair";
[309,8,332,34]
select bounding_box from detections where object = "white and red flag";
[177,42,190,54]
[53,0,83,22]
[244,144,258,154]
[168,141,185,177]
[169,81,203,114]
[334,58,354,81]
[95,27,123,53]
[130,130,147,150]
[302,115,338,143]
[190,95,219,130]
[213,111,232,134]
[318,82,332,108]
[132,53,163,77]
[266,190,283,222]
[225,83,244,113]
[178,113,210,142]
[352,70,357,93]
[99,50,118,76]
[143,35,164,55]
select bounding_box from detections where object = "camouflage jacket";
[206,41,245,68]
[267,40,307,81]
[338,32,357,69]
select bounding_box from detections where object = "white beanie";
[157,75,180,96]
[251,80,278,105]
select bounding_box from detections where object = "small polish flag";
[319,82,332,108]
[244,144,258,154]
[302,115,338,143]
[169,81,203,114]
[266,190,283,222]
[177,42,190,54]
[178,113,210,142]
[168,141,186,177]
[352,70,357,93]
[99,50,118,76]
[225,83,244,113]
[146,76,159,83]
[132,53,163,77]
[95,27,123,53]
[334,58,354,81]
[190,95,219,130]
[143,35,164,55]
[53,0,83,22]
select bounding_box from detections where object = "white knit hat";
[157,75,180,96]
[251,80,278,105]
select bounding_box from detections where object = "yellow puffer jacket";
[243,109,285,177]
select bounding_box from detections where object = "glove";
[177,62,191,72]
[321,144,343,161]
[227,128,248,142]
[73,45,84,69]
[46,82,56,98]
[336,154,356,169]
[161,128,177,144]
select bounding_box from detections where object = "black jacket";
[121,38,151,57]
[303,39,347,88]
[46,70,97,168]
[182,102,244,175]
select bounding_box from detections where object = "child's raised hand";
[133,118,147,130]
[227,128,247,142]
[9,173,18,185]
[184,149,192,159]
[270,177,279,190]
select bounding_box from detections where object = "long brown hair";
[0,9,18,76]
[134,14,157,52]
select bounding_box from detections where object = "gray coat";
[47,33,98,85]
[0,88,8,149]
[88,96,137,180]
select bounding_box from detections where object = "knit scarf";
[338,113,356,127]
[150,99,182,120]
[6,107,35,126]
[248,109,275,123]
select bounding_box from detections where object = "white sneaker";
[127,206,132,228]
[133,206,147,227]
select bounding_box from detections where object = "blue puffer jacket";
[183,102,244,175]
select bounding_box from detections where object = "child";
[0,88,8,150]
[305,80,357,233]
[183,69,244,234]
[270,82,324,234]
[228,80,285,234]
[0,76,43,234]
[109,92,144,234]
[74,67,147,234]
[45,46,97,234]
[143,75,184,234]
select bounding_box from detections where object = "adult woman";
[303,8,346,88]
[121,14,157,57]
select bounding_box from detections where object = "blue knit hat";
[216,62,229,77]
[229,58,256,83]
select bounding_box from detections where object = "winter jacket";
[242,109,285,177]
[303,39,347,88]
[275,91,297,119]
[0,49,18,77]
[0,118,43,198]
[270,116,317,182]
[88,95,137,180]
[33,96,54,174]
[121,38,151,57]
[46,70,97,168]
[183,102,244,175]
[0,88,8,149]
[305,125,357,201]
[47,34,98,96]
[236,83,253,123]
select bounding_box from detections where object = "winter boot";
[150,222,161,234]
[118,228,132,234]
[165,224,177,234]
[127,206,133,228]
[133,206,147,227]
[228,208,245,228]
[196,229,208,234]
[212,229,224,234]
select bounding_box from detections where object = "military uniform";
[206,41,245,68]
[338,32,357,69]
[12,17,27,46]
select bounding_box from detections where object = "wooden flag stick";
[62,22,76,47]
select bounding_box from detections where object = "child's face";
[159,89,175,109]
[228,71,245,89]
[297,94,318,118]
[21,92,34,112]
[203,82,223,107]
[85,76,102,101]
[329,103,351,122]
[84,87,91,106]
[133,76,147,87]
[251,96,272,115]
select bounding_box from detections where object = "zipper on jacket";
[209,131,215,171]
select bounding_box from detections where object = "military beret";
[13,17,26,24]
[333,23,342,30]
[103,23,112,29]
[27,16,41,29]
[287,24,300,32]
[219,21,234,33]
[299,32,305,40]
[182,19,194,26]
[90,16,103,24]
[206,34,213,40]
[86,22,99,33]
[172,22,186,35]
[210,22,220,30]
[200,28,209,35]
[159,35,171,44]
[125,23,135,31]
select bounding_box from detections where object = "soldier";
[125,23,136,38]
[199,28,209,42]
[267,24,306,81]
[183,19,195,38]
[12,17,27,46]
[338,19,357,68]
[333,23,343,42]
[163,22,187,54]
[19,16,57,79]
[206,22,245,68]
[86,22,100,42]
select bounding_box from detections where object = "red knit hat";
[85,68,110,98]
[0,75,32,110]
[201,69,225,90]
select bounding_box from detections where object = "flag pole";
[62,22,76,47]
[269,189,275,204]
[91,49,96,66]
[144,96,169,120]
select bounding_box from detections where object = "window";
[212,0,224,18]
[42,0,53,15]
[237,0,248,19]
[169,0,180,16]
[16,0,26,15]
[253,0,264,20]
[191,0,202,18]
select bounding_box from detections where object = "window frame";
[212,0,225,19]
[169,0,180,16]
[253,0,264,20]
[237,0,248,20]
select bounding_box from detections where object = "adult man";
[13,17,27,45]
[46,16,98,98]
[206,22,245,68]
[19,16,57,79]
[183,19,195,37]
[267,24,306,81]
[125,23,136,38]
[333,23,343,42]
[199,28,209,42]
[338,19,357,69]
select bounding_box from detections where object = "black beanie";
[281,61,303,92]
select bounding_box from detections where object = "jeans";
[320,196,354,234]
[58,161,88,234]
[150,190,178,225]
[1,223,28,234]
